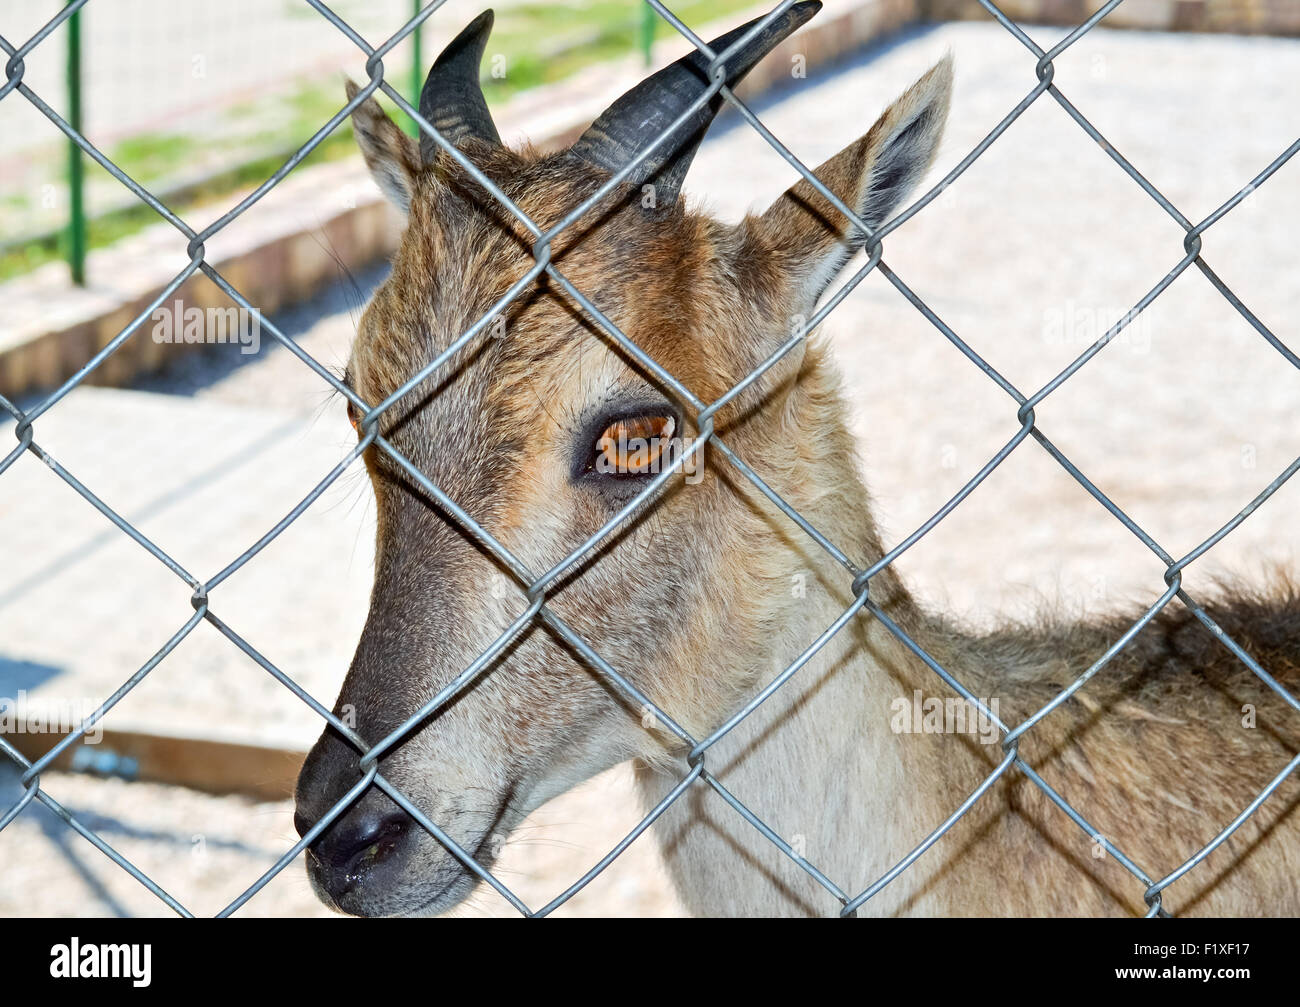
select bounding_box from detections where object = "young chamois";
[295,4,1300,917]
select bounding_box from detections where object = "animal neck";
[637,338,963,916]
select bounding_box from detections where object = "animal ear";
[757,56,952,309]
[345,79,421,213]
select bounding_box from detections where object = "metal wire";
[2,0,1298,918]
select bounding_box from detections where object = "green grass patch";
[4,1,774,282]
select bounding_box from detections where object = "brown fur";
[916,584,1300,915]
[295,51,1299,918]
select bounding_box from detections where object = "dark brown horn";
[567,1,821,206]
[418,9,501,164]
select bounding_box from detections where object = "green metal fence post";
[65,5,86,285]
[408,0,423,136]
[639,3,656,66]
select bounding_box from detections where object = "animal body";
[294,4,1300,917]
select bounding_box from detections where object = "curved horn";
[568,1,821,206]
[418,9,501,164]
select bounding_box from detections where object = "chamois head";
[295,3,952,916]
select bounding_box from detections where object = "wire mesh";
[1,0,1298,918]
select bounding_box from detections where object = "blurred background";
[0,0,770,282]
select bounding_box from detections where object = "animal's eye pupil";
[594,415,676,477]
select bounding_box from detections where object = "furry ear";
[757,56,952,309]
[345,79,421,213]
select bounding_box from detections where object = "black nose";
[300,801,413,893]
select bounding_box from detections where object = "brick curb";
[924,0,1300,35]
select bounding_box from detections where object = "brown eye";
[346,399,360,430]
[595,415,676,476]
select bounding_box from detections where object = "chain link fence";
[2,0,1298,918]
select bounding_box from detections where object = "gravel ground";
[2,20,1297,917]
